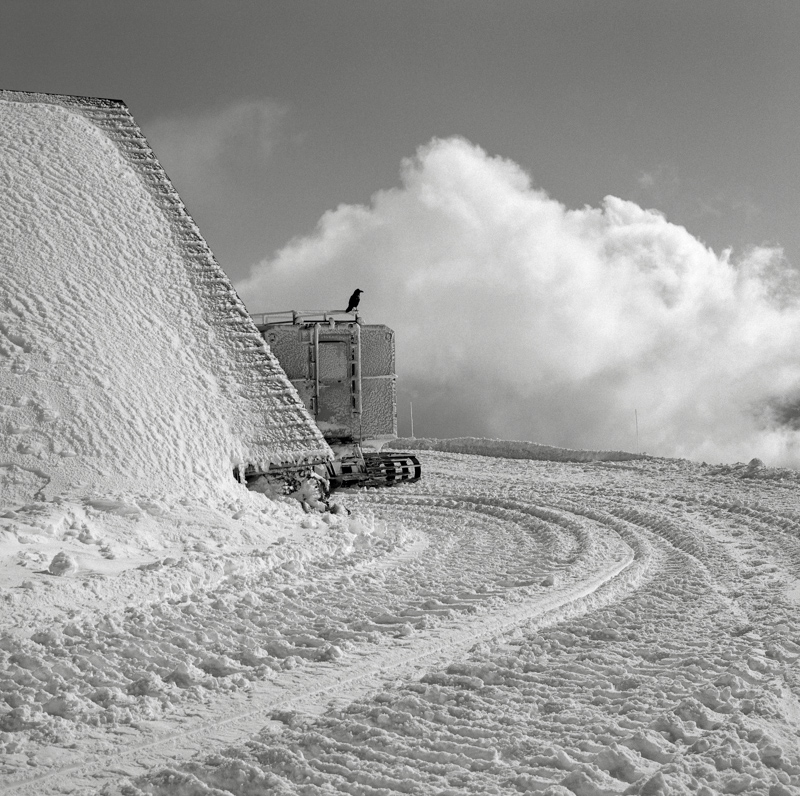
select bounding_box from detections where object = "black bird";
[346,289,363,313]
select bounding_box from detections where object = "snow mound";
[706,460,800,482]
[0,91,329,505]
[386,436,646,463]
[47,551,78,576]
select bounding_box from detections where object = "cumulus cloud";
[237,137,800,465]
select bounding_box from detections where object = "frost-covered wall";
[0,91,329,503]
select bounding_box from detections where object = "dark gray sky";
[4,1,800,283]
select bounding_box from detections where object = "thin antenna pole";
[635,409,639,454]
[410,402,414,439]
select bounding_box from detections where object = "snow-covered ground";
[2,448,800,796]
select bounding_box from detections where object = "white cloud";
[237,137,800,465]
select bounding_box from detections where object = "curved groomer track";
[3,452,800,795]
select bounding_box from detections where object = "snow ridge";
[387,436,647,462]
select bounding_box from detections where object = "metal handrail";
[250,309,359,326]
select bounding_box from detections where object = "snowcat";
[238,309,421,499]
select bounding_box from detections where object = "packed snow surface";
[2,448,800,795]
[0,91,328,506]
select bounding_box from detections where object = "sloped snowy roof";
[0,90,330,503]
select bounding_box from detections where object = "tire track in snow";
[0,492,646,795]
[127,460,800,796]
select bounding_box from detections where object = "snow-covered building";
[0,90,330,504]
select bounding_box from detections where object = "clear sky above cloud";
[4,1,800,460]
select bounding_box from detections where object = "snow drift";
[0,91,328,504]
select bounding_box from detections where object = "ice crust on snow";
[0,91,328,505]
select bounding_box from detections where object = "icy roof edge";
[0,89,126,109]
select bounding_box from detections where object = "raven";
[346,289,363,313]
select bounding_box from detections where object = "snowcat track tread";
[238,452,421,493]
[362,453,422,486]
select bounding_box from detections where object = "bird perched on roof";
[346,289,363,313]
